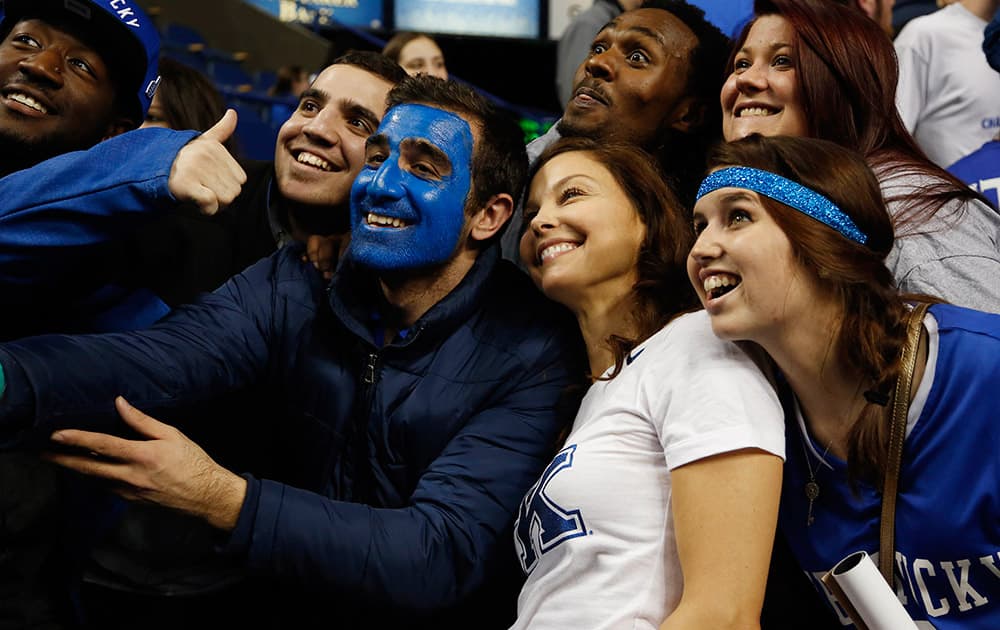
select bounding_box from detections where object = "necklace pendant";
[805,481,820,501]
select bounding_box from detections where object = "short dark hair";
[639,0,731,207]
[386,76,528,218]
[330,50,408,86]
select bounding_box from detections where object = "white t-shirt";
[510,310,785,630]
[895,3,1000,168]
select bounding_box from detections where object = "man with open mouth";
[501,0,731,264]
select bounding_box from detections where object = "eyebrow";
[402,138,453,170]
[625,25,668,48]
[299,87,327,104]
[552,173,600,190]
[341,101,381,129]
[720,191,757,204]
[739,40,794,55]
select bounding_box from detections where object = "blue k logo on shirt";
[513,444,589,574]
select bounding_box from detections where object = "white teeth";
[703,274,740,293]
[8,92,47,114]
[539,242,578,263]
[296,151,332,171]
[738,106,775,118]
[366,212,408,228]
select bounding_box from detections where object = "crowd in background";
[0,0,999,629]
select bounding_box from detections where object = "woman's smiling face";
[520,151,645,311]
[687,185,823,345]
[721,15,810,142]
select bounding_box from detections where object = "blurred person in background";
[268,64,310,124]
[894,0,1000,167]
[383,32,448,79]
[141,56,238,154]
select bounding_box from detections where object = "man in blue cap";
[0,0,159,174]
[0,1,245,627]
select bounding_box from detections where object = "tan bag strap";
[879,301,930,582]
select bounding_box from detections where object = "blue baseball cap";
[0,0,161,126]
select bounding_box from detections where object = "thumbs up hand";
[168,109,247,215]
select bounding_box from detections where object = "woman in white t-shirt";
[510,136,785,629]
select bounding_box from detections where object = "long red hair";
[732,0,987,226]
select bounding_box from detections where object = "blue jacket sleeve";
[0,127,197,299]
[225,331,575,611]
[0,253,282,449]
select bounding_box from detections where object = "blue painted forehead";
[377,103,474,158]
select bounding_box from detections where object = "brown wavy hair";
[733,0,988,225]
[708,135,940,484]
[530,137,699,380]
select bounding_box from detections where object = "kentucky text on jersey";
[809,550,1000,625]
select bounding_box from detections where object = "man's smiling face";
[348,103,475,271]
[273,63,394,209]
[0,18,121,166]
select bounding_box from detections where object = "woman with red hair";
[721,0,1000,313]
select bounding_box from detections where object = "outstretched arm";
[0,250,295,449]
[0,112,245,300]
[661,448,783,630]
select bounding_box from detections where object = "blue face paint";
[349,103,474,271]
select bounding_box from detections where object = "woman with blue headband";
[512,136,785,629]
[690,134,1000,629]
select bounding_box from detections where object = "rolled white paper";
[830,551,919,629]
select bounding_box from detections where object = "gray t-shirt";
[880,165,1000,313]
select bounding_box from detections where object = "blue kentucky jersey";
[781,304,1000,628]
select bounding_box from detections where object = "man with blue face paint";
[0,75,584,628]
[349,103,475,271]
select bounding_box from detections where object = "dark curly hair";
[639,0,732,208]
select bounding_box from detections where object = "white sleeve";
[643,312,786,469]
[894,24,931,133]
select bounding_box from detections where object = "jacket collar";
[328,244,500,350]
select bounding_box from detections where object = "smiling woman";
[721,0,1000,312]
[511,136,785,630]
[691,134,1000,628]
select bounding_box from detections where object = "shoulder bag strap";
[880,301,930,582]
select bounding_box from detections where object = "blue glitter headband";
[696,167,868,245]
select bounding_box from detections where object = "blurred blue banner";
[244,0,385,30]
[395,0,540,38]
